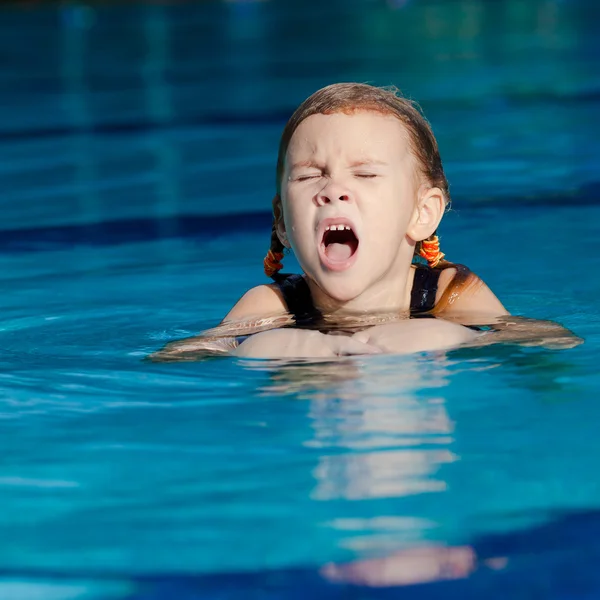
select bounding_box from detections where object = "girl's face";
[279,110,429,308]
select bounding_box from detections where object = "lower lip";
[318,242,360,272]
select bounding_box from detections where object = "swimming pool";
[2,1,600,598]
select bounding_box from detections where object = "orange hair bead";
[263,249,284,278]
[419,235,445,268]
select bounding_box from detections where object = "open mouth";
[319,220,360,270]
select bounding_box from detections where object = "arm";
[147,335,238,362]
[475,316,583,349]
[352,319,479,354]
[434,266,582,349]
[233,329,381,359]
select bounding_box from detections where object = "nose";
[316,180,352,207]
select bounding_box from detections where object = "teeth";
[326,224,351,231]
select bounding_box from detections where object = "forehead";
[286,110,411,161]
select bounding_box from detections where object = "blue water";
[2,1,600,599]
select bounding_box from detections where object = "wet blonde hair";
[264,82,450,278]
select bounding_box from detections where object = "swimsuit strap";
[273,265,443,323]
[272,273,321,326]
[410,264,443,314]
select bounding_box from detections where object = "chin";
[313,272,370,305]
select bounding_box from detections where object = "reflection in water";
[143,3,182,238]
[300,356,505,587]
[256,355,456,501]
[312,448,455,501]
[245,342,587,588]
[252,355,482,585]
[322,544,479,587]
[321,543,509,587]
[305,359,455,502]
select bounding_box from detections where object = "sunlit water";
[2,208,600,599]
[2,0,600,598]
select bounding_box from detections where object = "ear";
[272,194,290,249]
[407,186,445,242]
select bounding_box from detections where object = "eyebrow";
[289,160,322,170]
[349,159,388,167]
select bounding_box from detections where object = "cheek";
[364,188,414,235]
[282,202,315,247]
[283,193,311,223]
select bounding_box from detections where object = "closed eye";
[354,173,378,179]
[296,174,321,181]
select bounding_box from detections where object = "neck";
[306,263,416,316]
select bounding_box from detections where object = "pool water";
[2,1,600,599]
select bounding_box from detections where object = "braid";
[417,232,448,269]
[263,197,285,278]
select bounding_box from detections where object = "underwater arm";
[147,285,291,362]
[474,316,583,349]
[147,335,239,362]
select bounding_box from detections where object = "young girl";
[151,83,579,361]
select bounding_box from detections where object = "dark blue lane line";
[0,111,292,143]
[0,182,597,254]
[0,211,274,253]
[1,87,600,143]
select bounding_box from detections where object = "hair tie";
[419,235,445,268]
[264,249,284,278]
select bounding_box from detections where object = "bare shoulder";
[434,265,509,321]
[147,284,287,362]
[223,284,288,322]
